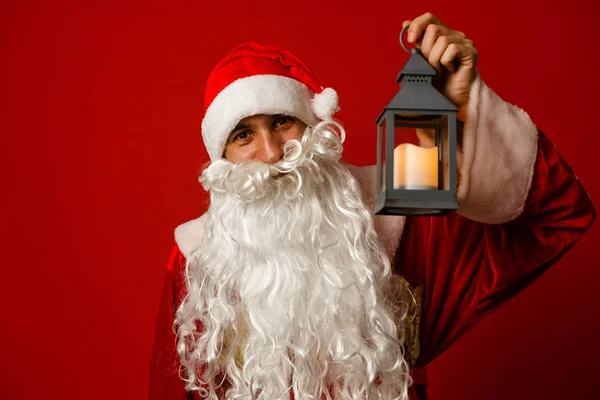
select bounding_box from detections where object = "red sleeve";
[147,245,192,400]
[396,131,596,366]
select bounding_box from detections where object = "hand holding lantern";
[402,13,479,121]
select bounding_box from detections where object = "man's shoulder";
[345,164,376,190]
[174,214,208,260]
[345,163,377,208]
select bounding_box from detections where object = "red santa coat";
[147,75,596,400]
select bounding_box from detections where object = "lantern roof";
[398,48,438,78]
[377,49,458,123]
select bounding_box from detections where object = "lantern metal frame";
[374,26,459,216]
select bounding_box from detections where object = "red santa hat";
[201,42,340,161]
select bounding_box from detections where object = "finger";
[453,30,468,40]
[428,36,467,72]
[420,24,445,58]
[407,12,444,43]
[419,24,471,57]
[439,43,478,72]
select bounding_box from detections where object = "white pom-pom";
[310,87,339,120]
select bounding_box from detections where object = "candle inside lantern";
[393,143,438,189]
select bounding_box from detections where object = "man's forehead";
[233,114,278,131]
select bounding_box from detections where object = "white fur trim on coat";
[456,73,538,223]
[202,75,320,161]
[174,214,207,260]
[345,164,406,263]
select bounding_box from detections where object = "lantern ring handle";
[400,24,413,53]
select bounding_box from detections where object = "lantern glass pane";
[436,116,450,191]
[379,118,387,192]
[393,113,449,191]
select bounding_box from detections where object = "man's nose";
[257,131,284,163]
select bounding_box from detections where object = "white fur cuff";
[457,74,539,224]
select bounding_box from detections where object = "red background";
[1,1,599,399]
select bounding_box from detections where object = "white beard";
[176,122,410,400]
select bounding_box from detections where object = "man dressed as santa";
[148,13,596,400]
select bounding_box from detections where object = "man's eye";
[274,116,293,128]
[234,131,251,141]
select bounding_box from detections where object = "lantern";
[375,25,459,216]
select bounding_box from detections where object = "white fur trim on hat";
[202,75,320,161]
